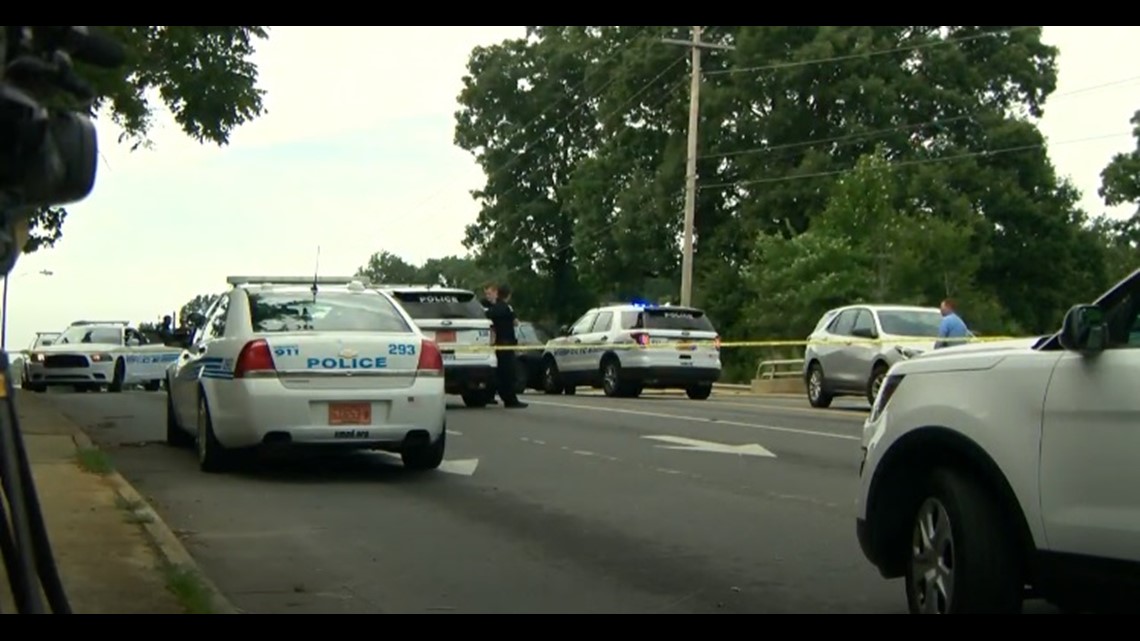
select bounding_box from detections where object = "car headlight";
[895,346,923,359]
[30,352,45,363]
[89,353,114,363]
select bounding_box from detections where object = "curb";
[71,430,240,614]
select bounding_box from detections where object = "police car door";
[172,293,230,428]
[579,310,614,373]
[557,311,598,375]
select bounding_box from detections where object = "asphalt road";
[42,388,1059,614]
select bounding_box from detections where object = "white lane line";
[447,429,463,436]
[527,400,860,442]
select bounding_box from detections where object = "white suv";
[856,267,1140,614]
[540,303,721,399]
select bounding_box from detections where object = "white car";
[540,302,721,399]
[165,276,447,474]
[856,267,1140,614]
[19,331,60,390]
[23,321,179,393]
[377,285,496,407]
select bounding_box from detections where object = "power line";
[699,131,1131,192]
[699,73,1140,161]
[705,26,1037,77]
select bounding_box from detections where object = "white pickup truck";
[23,320,181,392]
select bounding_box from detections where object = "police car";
[540,302,722,399]
[164,276,447,473]
[23,321,180,393]
[19,331,59,390]
[376,284,496,408]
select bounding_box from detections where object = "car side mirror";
[852,327,877,339]
[188,312,207,328]
[559,324,570,336]
[1059,304,1108,353]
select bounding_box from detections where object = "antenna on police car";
[311,245,321,299]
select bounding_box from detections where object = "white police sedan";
[165,276,447,473]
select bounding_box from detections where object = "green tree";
[24,26,268,254]
[179,293,220,329]
[355,251,424,285]
[1093,108,1140,281]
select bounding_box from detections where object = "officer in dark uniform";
[485,283,527,409]
[479,283,500,406]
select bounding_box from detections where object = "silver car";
[803,304,943,407]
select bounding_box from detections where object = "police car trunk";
[624,306,722,388]
[386,287,496,404]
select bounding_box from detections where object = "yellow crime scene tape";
[444,334,1032,353]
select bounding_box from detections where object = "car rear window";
[641,308,716,332]
[391,290,486,320]
[876,310,943,337]
[58,326,122,345]
[248,291,411,333]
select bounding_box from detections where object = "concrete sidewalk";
[0,390,227,614]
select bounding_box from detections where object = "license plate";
[442,352,456,361]
[680,360,694,367]
[329,402,371,426]
[435,330,457,343]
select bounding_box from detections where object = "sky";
[3,26,1139,351]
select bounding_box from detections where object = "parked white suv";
[855,268,1140,614]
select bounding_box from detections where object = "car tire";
[108,359,126,393]
[806,362,833,408]
[144,380,162,392]
[867,362,889,405]
[542,359,564,395]
[514,360,528,395]
[166,390,193,448]
[402,428,446,471]
[904,467,1023,614]
[196,393,233,473]
[601,358,627,397]
[686,384,713,400]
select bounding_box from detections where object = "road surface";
[43,389,1058,614]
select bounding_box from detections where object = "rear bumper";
[443,364,496,395]
[621,365,720,388]
[204,377,447,449]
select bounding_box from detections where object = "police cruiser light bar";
[371,283,439,290]
[69,320,129,326]
[226,276,361,286]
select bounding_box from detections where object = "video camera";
[0,26,125,274]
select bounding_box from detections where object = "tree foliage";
[1093,109,1140,283]
[179,293,220,329]
[453,26,1122,376]
[355,251,494,293]
[25,26,269,254]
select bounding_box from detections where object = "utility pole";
[662,27,734,307]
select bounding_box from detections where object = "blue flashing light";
[629,297,655,308]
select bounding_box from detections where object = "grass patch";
[114,496,154,524]
[75,448,113,475]
[162,564,215,614]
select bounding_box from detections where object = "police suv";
[540,302,722,399]
[376,285,497,408]
[23,321,180,393]
[165,276,447,473]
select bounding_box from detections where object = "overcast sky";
[4,26,1139,350]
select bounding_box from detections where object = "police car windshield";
[248,291,411,333]
[33,334,59,348]
[642,309,716,332]
[58,326,121,345]
[393,291,485,320]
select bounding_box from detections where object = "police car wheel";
[542,360,563,395]
[462,392,489,408]
[108,359,126,393]
[197,394,233,473]
[402,428,446,471]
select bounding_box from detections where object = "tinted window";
[643,308,716,332]
[877,310,943,337]
[829,310,857,335]
[518,322,549,344]
[392,290,486,320]
[248,291,411,333]
[58,326,122,345]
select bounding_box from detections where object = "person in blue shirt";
[935,298,970,349]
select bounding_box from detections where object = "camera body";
[0,26,123,274]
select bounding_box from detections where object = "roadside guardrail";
[750,358,805,395]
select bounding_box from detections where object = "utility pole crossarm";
[660,27,734,308]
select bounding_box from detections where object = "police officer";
[485,283,527,409]
[479,283,500,406]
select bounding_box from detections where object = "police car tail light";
[234,339,276,378]
[631,332,649,346]
[417,339,443,373]
[713,336,721,351]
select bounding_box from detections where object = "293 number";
[388,344,417,356]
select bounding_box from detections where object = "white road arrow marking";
[642,435,776,458]
[438,458,480,476]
